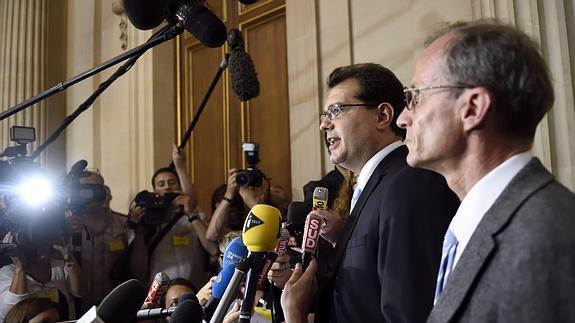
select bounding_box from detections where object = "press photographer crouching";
[0,214,82,321]
[132,145,218,288]
[65,171,147,313]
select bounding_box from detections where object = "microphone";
[210,205,281,323]
[136,307,176,320]
[203,264,236,320]
[301,187,328,269]
[275,227,290,257]
[286,201,307,248]
[203,238,248,320]
[174,1,227,47]
[222,237,249,266]
[242,204,282,253]
[239,204,282,323]
[169,299,205,323]
[123,0,165,30]
[69,159,88,175]
[227,28,260,101]
[312,186,329,210]
[78,279,147,323]
[145,272,171,303]
[254,228,289,291]
[270,228,290,323]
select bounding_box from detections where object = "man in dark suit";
[397,21,575,322]
[282,63,459,323]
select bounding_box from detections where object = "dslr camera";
[134,191,180,225]
[236,142,263,187]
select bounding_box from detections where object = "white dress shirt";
[450,151,532,267]
[351,141,404,212]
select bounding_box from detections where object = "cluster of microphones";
[57,186,328,323]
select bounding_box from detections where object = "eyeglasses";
[320,103,378,120]
[403,85,471,110]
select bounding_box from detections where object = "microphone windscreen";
[227,29,260,101]
[212,265,235,299]
[176,2,227,48]
[287,201,308,224]
[170,299,205,323]
[69,159,88,175]
[222,237,248,266]
[178,292,199,304]
[98,279,147,323]
[242,204,281,253]
[123,0,165,30]
[312,187,329,210]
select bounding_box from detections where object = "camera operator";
[0,231,82,321]
[65,171,147,312]
[136,145,218,288]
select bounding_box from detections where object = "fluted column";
[0,0,48,157]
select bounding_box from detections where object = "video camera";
[0,126,106,256]
[134,190,180,225]
[65,159,108,211]
[0,127,63,256]
[236,142,264,187]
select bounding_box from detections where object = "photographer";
[0,231,82,321]
[206,169,290,243]
[136,145,218,288]
[65,171,147,312]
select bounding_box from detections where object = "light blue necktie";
[434,227,458,304]
[350,186,362,212]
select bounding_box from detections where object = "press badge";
[172,235,189,247]
[36,289,59,303]
[108,239,125,252]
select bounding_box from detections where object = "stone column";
[0,0,48,155]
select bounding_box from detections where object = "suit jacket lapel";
[430,158,554,322]
[332,146,408,274]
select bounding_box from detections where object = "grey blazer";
[427,158,575,323]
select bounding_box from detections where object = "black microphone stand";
[169,53,229,169]
[30,24,184,160]
[0,23,183,122]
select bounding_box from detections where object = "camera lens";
[236,171,249,187]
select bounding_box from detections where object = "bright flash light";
[17,176,53,205]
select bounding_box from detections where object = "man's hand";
[196,276,216,306]
[140,299,161,310]
[52,243,73,263]
[173,193,194,215]
[3,232,25,270]
[222,301,241,323]
[225,169,240,200]
[314,209,344,246]
[172,143,186,169]
[281,259,318,323]
[239,185,266,209]
[128,206,145,234]
[128,206,145,223]
[268,253,292,289]
[65,211,84,234]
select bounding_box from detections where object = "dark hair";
[426,20,554,140]
[327,63,406,138]
[5,297,59,323]
[151,167,180,188]
[159,277,199,308]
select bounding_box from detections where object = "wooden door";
[177,0,290,215]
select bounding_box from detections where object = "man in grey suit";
[396,20,575,322]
